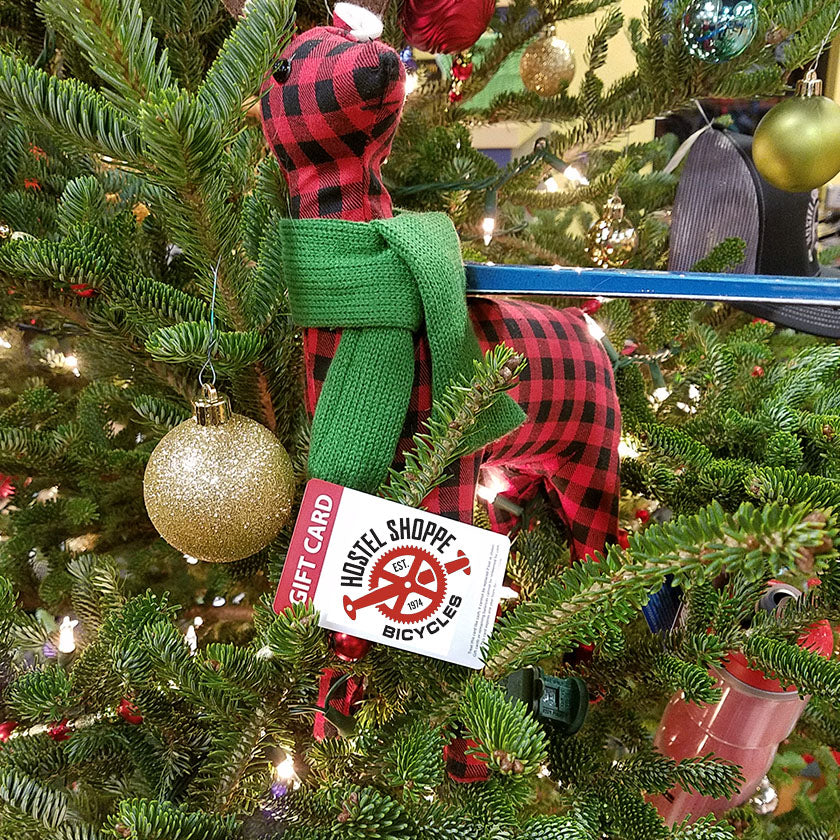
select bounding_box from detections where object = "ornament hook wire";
[198,256,222,389]
[809,4,840,74]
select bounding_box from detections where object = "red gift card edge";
[273,479,344,614]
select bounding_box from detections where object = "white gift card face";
[274,479,509,668]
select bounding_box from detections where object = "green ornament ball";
[681,0,757,63]
[753,80,840,193]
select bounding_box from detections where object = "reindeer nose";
[355,46,404,101]
[379,50,400,85]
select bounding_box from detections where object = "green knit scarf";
[280,211,525,493]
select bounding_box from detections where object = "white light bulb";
[185,624,198,654]
[0,337,11,349]
[652,386,671,404]
[617,437,640,459]
[476,467,509,504]
[563,164,590,186]
[184,554,199,565]
[57,616,78,654]
[404,71,419,96]
[64,355,78,369]
[543,175,560,193]
[583,313,605,341]
[482,216,496,247]
[688,384,701,402]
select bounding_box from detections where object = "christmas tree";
[0,0,839,837]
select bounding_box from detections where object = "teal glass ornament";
[682,0,758,62]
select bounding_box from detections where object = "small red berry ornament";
[617,528,631,550]
[23,178,41,191]
[751,365,765,378]
[331,632,371,663]
[70,283,97,298]
[0,721,18,742]
[581,298,602,315]
[118,698,143,725]
[636,509,650,523]
[451,60,474,81]
[48,719,71,742]
[448,90,463,104]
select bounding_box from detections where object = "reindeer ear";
[334,1,388,41]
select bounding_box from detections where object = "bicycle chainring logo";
[342,544,471,638]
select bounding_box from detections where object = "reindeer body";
[262,25,621,561]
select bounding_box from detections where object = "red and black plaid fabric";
[303,297,621,562]
[261,26,404,222]
[444,730,490,783]
[313,668,366,741]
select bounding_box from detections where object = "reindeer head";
[261,25,405,221]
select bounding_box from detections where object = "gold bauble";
[143,385,294,563]
[586,195,639,269]
[753,71,840,193]
[519,24,575,97]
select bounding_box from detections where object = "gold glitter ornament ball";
[586,195,639,269]
[143,385,294,563]
[519,24,575,97]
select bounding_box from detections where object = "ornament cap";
[797,68,824,98]
[605,194,626,220]
[194,384,231,426]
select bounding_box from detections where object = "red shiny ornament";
[48,719,71,742]
[70,283,97,298]
[448,90,463,104]
[580,298,602,315]
[451,61,474,81]
[0,475,14,499]
[0,721,18,742]
[751,365,765,378]
[331,632,371,662]
[636,509,650,523]
[400,0,495,53]
[751,317,770,325]
[617,528,630,550]
[118,698,143,725]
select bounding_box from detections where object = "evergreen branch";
[381,345,525,508]
[39,0,173,106]
[744,635,840,702]
[486,502,838,676]
[144,322,265,372]
[198,0,295,126]
[459,677,548,776]
[0,54,142,161]
[0,768,70,830]
[106,799,238,839]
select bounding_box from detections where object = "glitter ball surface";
[519,27,576,97]
[143,414,295,563]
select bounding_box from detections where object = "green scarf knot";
[280,211,525,493]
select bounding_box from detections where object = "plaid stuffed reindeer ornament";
[261,0,621,778]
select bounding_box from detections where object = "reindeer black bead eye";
[272,59,292,83]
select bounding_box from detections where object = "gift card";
[274,479,509,668]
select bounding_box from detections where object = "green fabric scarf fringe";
[280,211,525,493]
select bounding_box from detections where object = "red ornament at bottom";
[331,632,372,663]
[617,528,631,550]
[48,719,71,742]
[0,721,18,742]
[751,365,765,378]
[118,698,144,725]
